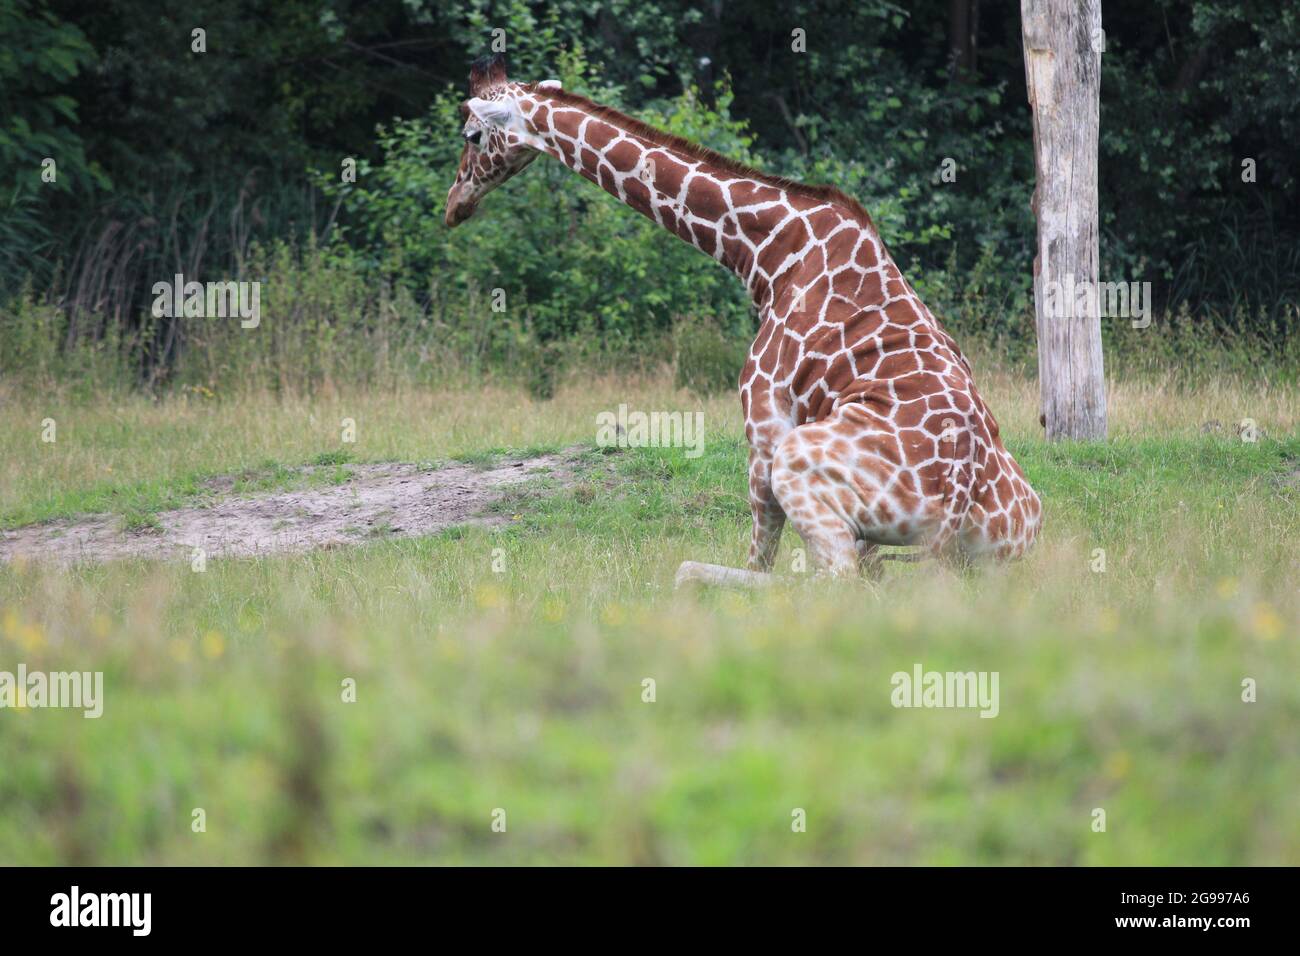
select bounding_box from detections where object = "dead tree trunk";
[1021,0,1107,440]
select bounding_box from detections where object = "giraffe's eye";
[465,129,483,147]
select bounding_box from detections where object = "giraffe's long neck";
[517,90,849,310]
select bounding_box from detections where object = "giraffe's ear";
[466,97,516,129]
[537,79,562,91]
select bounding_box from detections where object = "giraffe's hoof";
[674,561,703,589]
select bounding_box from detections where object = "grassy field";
[1,365,1298,865]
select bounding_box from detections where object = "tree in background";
[1022,0,1106,441]
[0,1,104,280]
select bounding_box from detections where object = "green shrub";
[673,316,749,396]
[323,49,757,355]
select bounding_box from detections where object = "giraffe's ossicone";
[445,54,1042,583]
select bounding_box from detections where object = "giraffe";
[445,54,1042,585]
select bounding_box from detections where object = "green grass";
[0,372,1297,864]
[120,510,163,533]
[310,450,353,467]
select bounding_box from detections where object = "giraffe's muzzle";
[445,184,478,228]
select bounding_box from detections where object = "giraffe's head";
[445,54,550,228]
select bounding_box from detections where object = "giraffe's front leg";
[676,446,786,589]
[673,385,790,590]
[676,408,785,587]
[746,448,786,572]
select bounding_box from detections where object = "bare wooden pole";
[1021,0,1107,440]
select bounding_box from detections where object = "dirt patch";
[0,449,584,566]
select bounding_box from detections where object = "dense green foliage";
[2,0,1298,386]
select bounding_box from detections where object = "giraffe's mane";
[527,86,877,229]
